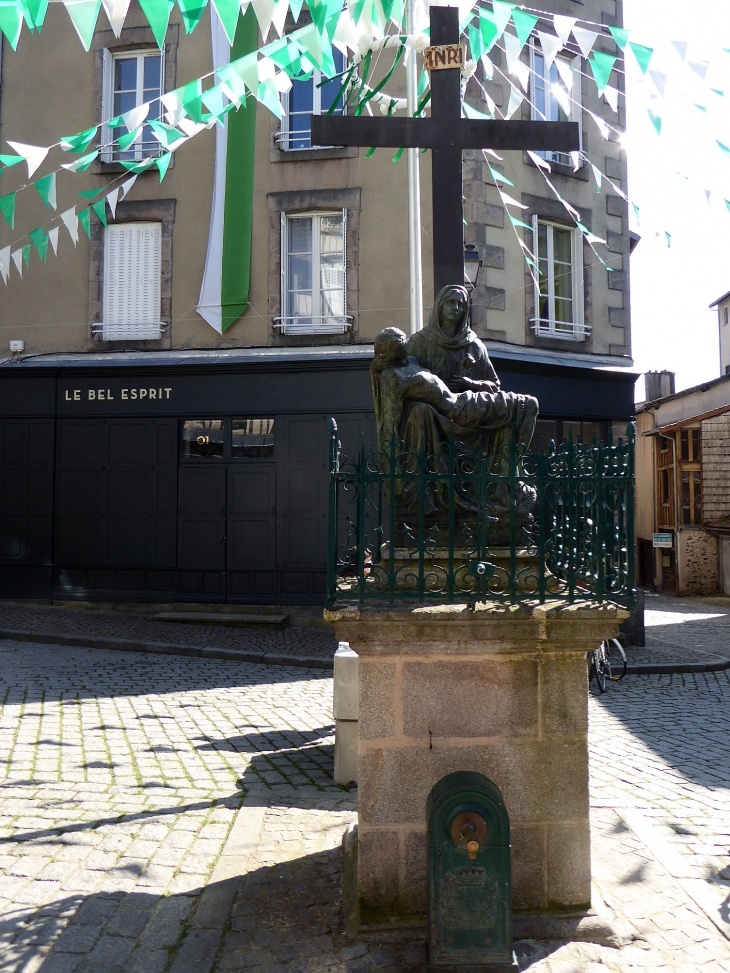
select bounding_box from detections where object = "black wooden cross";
[311,5,580,295]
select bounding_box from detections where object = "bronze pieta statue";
[370,284,539,543]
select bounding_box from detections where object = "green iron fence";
[326,419,636,608]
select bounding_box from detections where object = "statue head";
[373,327,408,368]
[433,285,469,338]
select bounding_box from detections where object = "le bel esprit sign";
[62,386,173,403]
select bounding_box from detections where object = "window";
[656,435,675,530]
[276,211,350,335]
[97,222,163,341]
[680,471,702,525]
[101,50,163,162]
[181,419,275,460]
[724,306,729,325]
[277,49,346,150]
[532,217,587,340]
[530,42,581,166]
[680,428,701,463]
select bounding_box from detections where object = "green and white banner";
[197,7,258,334]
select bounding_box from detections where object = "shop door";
[177,467,226,570]
[227,466,276,570]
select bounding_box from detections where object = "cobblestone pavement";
[2,593,730,971]
[625,592,730,666]
[0,604,336,664]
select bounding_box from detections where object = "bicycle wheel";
[590,648,607,693]
[603,638,627,681]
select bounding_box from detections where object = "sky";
[622,0,730,399]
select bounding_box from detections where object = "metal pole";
[406,0,424,334]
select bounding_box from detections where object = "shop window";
[182,420,225,459]
[98,222,163,341]
[101,50,163,162]
[680,470,702,525]
[277,211,350,335]
[276,49,346,150]
[232,419,275,458]
[530,41,582,166]
[532,217,587,341]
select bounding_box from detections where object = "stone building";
[0,1,636,606]
[635,371,730,596]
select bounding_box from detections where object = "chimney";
[644,370,676,402]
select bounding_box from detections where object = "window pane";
[692,429,701,462]
[114,57,137,92]
[232,419,275,458]
[553,227,572,267]
[681,471,690,524]
[531,419,556,453]
[289,217,312,254]
[290,76,314,113]
[680,429,689,462]
[182,420,224,459]
[319,215,345,318]
[320,49,346,113]
[143,54,161,89]
[693,471,702,523]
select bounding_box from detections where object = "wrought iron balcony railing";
[326,419,636,608]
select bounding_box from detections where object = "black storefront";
[0,348,636,606]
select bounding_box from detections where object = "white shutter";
[102,222,162,340]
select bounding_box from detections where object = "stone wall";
[677,528,718,596]
[702,415,730,523]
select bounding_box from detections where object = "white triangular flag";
[251,0,275,43]
[119,174,137,200]
[648,70,667,97]
[590,163,602,190]
[551,83,571,116]
[47,226,60,255]
[11,249,24,277]
[503,31,525,73]
[106,187,120,218]
[271,0,288,38]
[498,191,528,210]
[572,27,598,58]
[480,53,494,80]
[273,71,293,93]
[570,150,581,172]
[161,90,185,127]
[552,15,576,47]
[527,150,552,172]
[0,246,9,284]
[588,109,610,139]
[101,0,131,35]
[506,84,524,119]
[121,103,149,133]
[555,58,573,89]
[602,85,619,112]
[671,40,688,61]
[60,207,79,245]
[6,141,49,179]
[333,9,359,53]
[178,118,207,138]
[687,59,709,80]
[704,188,712,205]
[536,31,563,71]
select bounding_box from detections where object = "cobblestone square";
[1,595,730,971]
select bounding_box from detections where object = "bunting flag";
[0,246,9,284]
[34,172,57,209]
[7,141,49,178]
[0,192,15,229]
[198,7,258,334]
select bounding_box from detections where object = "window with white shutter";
[100,222,163,341]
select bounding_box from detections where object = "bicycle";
[588,638,627,693]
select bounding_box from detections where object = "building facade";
[0,1,636,606]
[636,373,730,597]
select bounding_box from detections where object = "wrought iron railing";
[326,419,636,608]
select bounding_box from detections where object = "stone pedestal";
[324,600,628,924]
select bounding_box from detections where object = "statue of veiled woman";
[370,286,539,543]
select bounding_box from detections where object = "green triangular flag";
[155,151,173,181]
[63,0,102,50]
[29,227,48,262]
[182,79,205,122]
[665,232,671,248]
[647,107,662,135]
[0,0,23,50]
[210,0,240,43]
[629,41,653,75]
[0,192,15,229]
[177,0,207,32]
[117,127,142,151]
[479,11,500,53]
[60,125,98,152]
[62,149,99,172]
[509,215,533,230]
[35,172,57,209]
[589,51,617,94]
[137,0,174,47]
[78,207,91,239]
[78,182,113,199]
[468,23,485,61]
[510,9,538,48]
[0,153,23,168]
[25,0,49,29]
[21,243,31,267]
[91,198,107,226]
[0,193,15,230]
[609,26,629,51]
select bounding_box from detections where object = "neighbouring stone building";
[636,370,730,596]
[0,1,636,607]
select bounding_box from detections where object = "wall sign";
[653,533,673,548]
[58,380,176,412]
